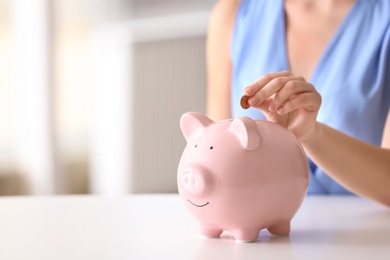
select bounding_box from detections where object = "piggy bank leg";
[232,229,260,243]
[200,225,223,238]
[267,221,291,236]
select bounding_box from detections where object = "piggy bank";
[177,112,309,242]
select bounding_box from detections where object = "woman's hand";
[244,71,322,144]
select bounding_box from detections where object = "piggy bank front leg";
[200,224,223,238]
[231,228,261,243]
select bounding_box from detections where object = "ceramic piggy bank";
[177,112,309,242]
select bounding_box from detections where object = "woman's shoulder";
[233,0,283,42]
[348,0,390,44]
[358,0,390,22]
[236,0,282,17]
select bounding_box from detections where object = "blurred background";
[0,0,215,195]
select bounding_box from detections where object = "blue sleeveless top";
[231,0,390,194]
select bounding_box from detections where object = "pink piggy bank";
[177,112,309,242]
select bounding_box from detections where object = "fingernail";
[244,87,253,96]
[269,104,276,112]
[248,96,258,106]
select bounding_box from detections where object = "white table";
[0,195,389,260]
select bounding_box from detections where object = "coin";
[240,95,250,109]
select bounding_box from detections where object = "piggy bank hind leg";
[200,224,223,239]
[267,220,291,236]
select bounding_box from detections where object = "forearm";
[302,122,390,206]
[206,0,239,121]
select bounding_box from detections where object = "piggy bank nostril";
[181,170,206,195]
[183,173,197,184]
[182,171,196,185]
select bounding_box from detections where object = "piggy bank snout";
[180,167,210,196]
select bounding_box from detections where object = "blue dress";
[231,0,390,194]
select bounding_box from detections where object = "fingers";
[244,72,311,110]
[244,71,292,95]
[242,71,321,143]
[269,79,315,112]
[275,92,322,115]
[244,71,293,106]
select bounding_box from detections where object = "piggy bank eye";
[194,144,197,148]
[210,146,214,150]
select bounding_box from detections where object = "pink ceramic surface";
[177,112,309,242]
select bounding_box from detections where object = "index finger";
[243,71,292,96]
[245,72,296,107]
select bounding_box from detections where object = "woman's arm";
[244,71,390,207]
[302,120,390,207]
[206,0,240,121]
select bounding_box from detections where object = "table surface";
[0,194,389,260]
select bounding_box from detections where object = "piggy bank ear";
[228,117,261,150]
[180,112,213,141]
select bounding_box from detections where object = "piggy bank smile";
[188,199,210,208]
